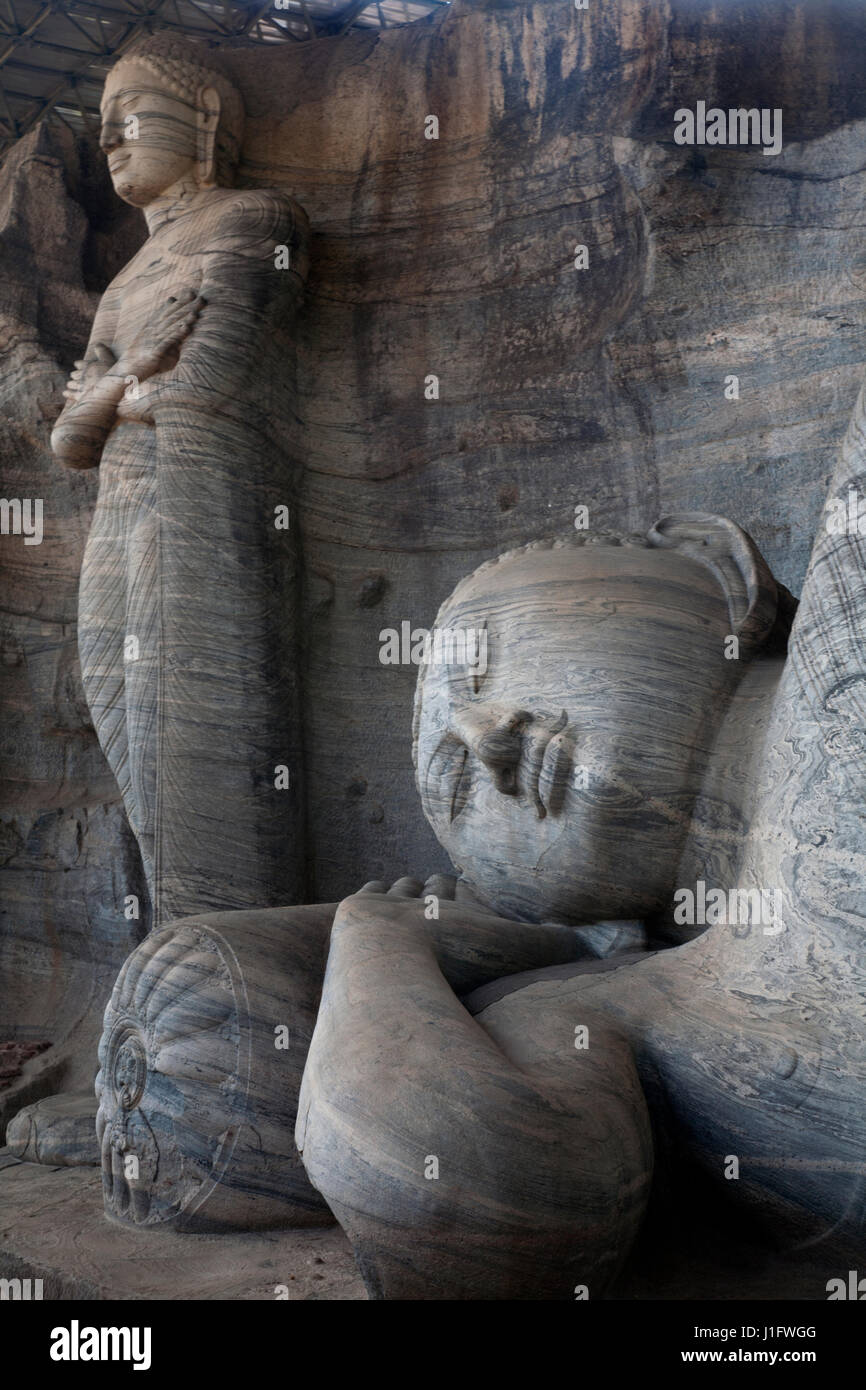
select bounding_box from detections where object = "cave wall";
[220,0,866,896]
[2,0,866,1039]
[0,123,147,1118]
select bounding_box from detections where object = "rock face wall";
[2,0,866,1053]
[0,123,148,1126]
[221,0,866,898]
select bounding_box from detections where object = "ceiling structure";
[0,0,450,160]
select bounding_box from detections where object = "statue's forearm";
[330,894,594,998]
[147,305,284,419]
[424,913,595,995]
[146,250,303,421]
[51,369,130,469]
[300,896,652,1301]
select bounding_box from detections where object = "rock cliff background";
[0,124,148,1123]
[2,0,866,1112]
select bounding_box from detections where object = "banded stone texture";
[50,36,310,927]
[95,903,335,1231]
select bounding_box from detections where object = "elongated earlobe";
[196,86,221,188]
[647,512,795,656]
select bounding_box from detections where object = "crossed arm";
[346,873,615,994]
[50,291,204,470]
[51,191,308,470]
[296,877,653,1300]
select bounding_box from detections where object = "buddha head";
[100,34,244,206]
[413,515,794,926]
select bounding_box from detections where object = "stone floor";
[0,1150,365,1300]
[0,1148,831,1301]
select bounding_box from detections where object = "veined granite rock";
[3,0,866,1175]
[0,123,147,1137]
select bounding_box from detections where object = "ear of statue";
[196,86,221,188]
[647,513,780,657]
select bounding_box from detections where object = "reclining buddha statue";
[9,15,859,1304]
[89,364,866,1293]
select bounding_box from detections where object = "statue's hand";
[345,874,504,922]
[114,374,158,425]
[335,877,606,993]
[116,288,205,383]
[61,343,116,406]
[301,879,653,1301]
[334,877,512,964]
[62,360,87,406]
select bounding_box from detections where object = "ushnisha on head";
[99,34,244,205]
[413,514,796,927]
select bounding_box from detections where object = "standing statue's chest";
[110,222,210,347]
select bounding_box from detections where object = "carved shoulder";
[205,187,310,278]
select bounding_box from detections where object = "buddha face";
[415,541,743,925]
[100,61,207,206]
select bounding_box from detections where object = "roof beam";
[0,0,448,161]
[299,1,318,41]
[333,0,374,35]
[235,0,279,38]
[0,3,53,70]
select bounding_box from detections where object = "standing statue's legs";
[152,411,302,924]
[78,411,303,925]
[122,441,159,889]
[78,427,159,895]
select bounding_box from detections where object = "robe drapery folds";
[80,191,310,924]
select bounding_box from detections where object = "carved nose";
[451,704,532,796]
[99,103,124,151]
[100,122,121,152]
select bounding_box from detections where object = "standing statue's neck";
[144,185,213,234]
